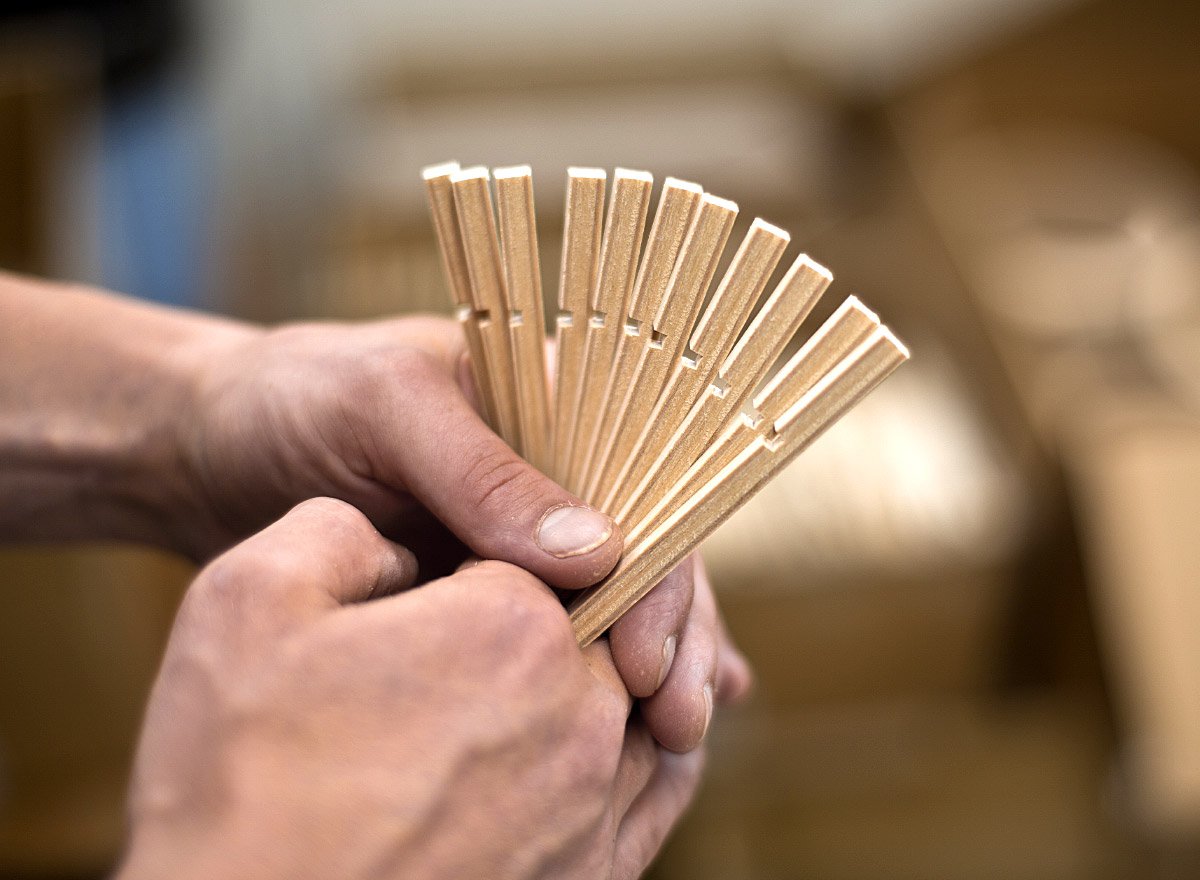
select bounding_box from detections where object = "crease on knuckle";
[461,447,541,515]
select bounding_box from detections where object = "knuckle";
[459,447,544,517]
[293,496,378,544]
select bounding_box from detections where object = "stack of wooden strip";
[423,162,908,646]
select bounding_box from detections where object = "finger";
[611,747,706,880]
[190,497,418,631]
[715,611,754,706]
[612,714,659,817]
[641,556,718,753]
[608,559,695,698]
[373,351,622,590]
[581,637,634,718]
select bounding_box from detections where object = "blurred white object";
[705,342,1027,587]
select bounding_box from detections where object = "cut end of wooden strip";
[568,166,607,179]
[840,294,880,326]
[422,161,461,180]
[494,164,533,180]
[878,323,911,360]
[700,192,739,213]
[663,176,703,194]
[614,167,655,183]
[793,253,834,281]
[451,165,491,182]
[749,217,790,241]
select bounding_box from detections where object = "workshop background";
[2,0,1198,877]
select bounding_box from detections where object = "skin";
[0,270,753,875]
[118,499,708,880]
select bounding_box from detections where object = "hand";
[175,315,752,749]
[120,498,705,880]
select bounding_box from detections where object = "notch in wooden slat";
[423,161,501,431]
[551,168,606,484]
[494,165,552,474]
[597,193,738,512]
[562,169,653,495]
[580,178,703,502]
[625,295,880,546]
[610,218,789,525]
[570,325,910,646]
[450,166,524,453]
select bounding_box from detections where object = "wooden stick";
[551,168,606,484]
[624,296,880,546]
[562,169,653,495]
[596,193,738,512]
[579,178,703,502]
[494,165,552,473]
[450,166,524,453]
[617,255,832,514]
[422,162,500,430]
[569,325,910,646]
[611,218,789,525]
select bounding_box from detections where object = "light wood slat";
[570,326,910,646]
[579,178,703,502]
[595,193,738,511]
[610,218,789,524]
[423,162,500,430]
[450,166,524,452]
[616,255,832,513]
[625,296,880,545]
[562,169,654,495]
[551,168,606,484]
[494,165,552,473]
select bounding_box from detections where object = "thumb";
[379,351,621,589]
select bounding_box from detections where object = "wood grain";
[570,326,910,646]
[450,166,524,453]
[563,169,653,495]
[494,165,552,473]
[422,162,500,429]
[551,168,606,484]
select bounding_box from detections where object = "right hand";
[118,498,705,880]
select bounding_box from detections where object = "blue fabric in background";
[99,73,213,310]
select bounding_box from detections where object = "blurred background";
[2,0,1199,877]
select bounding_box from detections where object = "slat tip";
[451,165,490,182]
[841,295,881,326]
[664,177,704,194]
[879,324,911,360]
[568,167,607,179]
[701,192,739,213]
[750,217,790,241]
[615,168,654,183]
[794,253,834,280]
[423,161,461,180]
[494,164,532,180]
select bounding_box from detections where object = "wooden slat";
[570,326,910,646]
[610,218,789,525]
[580,178,703,502]
[596,193,738,512]
[625,296,880,545]
[562,168,653,495]
[422,161,500,429]
[551,168,606,484]
[450,166,523,452]
[494,165,552,473]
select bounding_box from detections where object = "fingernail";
[535,505,613,558]
[657,634,678,689]
[701,682,714,739]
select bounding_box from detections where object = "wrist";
[0,273,259,553]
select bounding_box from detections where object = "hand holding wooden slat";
[422,163,909,647]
